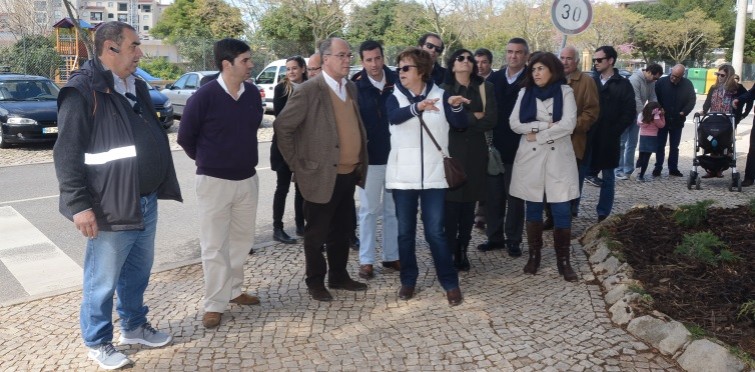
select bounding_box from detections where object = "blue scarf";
[519,82,564,123]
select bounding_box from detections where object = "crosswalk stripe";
[0,206,82,296]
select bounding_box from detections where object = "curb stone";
[579,212,751,372]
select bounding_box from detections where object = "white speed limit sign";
[551,0,593,35]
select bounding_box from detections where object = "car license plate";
[43,127,58,134]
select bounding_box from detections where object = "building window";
[108,13,114,19]
[91,12,103,21]
[143,26,149,31]
[117,3,127,11]
[142,5,151,12]
[117,13,127,22]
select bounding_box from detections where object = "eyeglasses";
[669,74,683,80]
[716,73,727,78]
[397,65,418,73]
[652,75,660,81]
[424,42,443,52]
[455,55,474,63]
[308,66,321,71]
[325,53,354,61]
[592,57,606,64]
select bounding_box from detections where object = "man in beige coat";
[275,37,369,302]
[560,46,599,218]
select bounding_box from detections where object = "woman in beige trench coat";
[508,52,579,282]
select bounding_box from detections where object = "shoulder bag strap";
[418,113,446,157]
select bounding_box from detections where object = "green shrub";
[674,231,740,265]
[673,200,715,227]
[738,300,755,321]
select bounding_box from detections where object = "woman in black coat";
[441,49,497,271]
[270,56,307,244]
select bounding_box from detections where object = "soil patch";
[604,205,755,356]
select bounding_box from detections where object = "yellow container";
[704,68,718,94]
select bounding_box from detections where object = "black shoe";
[507,242,522,257]
[598,215,608,222]
[742,179,754,187]
[584,176,603,187]
[477,241,505,252]
[329,278,368,291]
[248,248,255,255]
[652,169,661,177]
[295,225,304,237]
[308,287,333,302]
[273,228,297,244]
[350,236,360,251]
[669,170,684,177]
[398,285,415,300]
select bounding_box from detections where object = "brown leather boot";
[523,221,543,274]
[554,228,577,281]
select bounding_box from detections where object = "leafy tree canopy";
[0,35,62,78]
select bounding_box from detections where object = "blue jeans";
[393,188,459,291]
[526,201,572,229]
[596,169,615,218]
[80,193,158,347]
[619,123,640,174]
[654,126,683,172]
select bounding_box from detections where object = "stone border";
[578,211,750,372]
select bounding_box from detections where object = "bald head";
[669,64,685,85]
[308,53,322,78]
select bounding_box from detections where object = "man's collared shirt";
[506,67,524,85]
[217,73,246,101]
[368,73,386,91]
[323,71,348,101]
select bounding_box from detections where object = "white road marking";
[0,206,82,295]
[0,194,59,205]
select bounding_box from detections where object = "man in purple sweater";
[177,39,263,329]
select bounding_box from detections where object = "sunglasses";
[424,42,443,52]
[592,57,606,64]
[397,65,418,73]
[455,55,474,63]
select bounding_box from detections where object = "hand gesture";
[448,95,471,107]
[418,98,441,112]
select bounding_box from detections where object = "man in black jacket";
[418,33,446,85]
[589,46,636,221]
[351,40,400,279]
[478,37,529,257]
[53,21,182,370]
[654,64,696,178]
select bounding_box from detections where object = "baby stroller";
[687,112,741,191]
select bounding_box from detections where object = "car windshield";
[0,79,60,101]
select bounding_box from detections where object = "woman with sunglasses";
[385,47,469,306]
[270,55,307,244]
[700,64,747,178]
[509,52,579,282]
[440,49,497,271]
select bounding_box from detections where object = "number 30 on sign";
[551,0,593,35]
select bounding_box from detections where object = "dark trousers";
[654,126,683,172]
[444,200,476,248]
[484,163,524,244]
[636,152,652,176]
[272,168,304,230]
[745,127,755,181]
[302,172,357,288]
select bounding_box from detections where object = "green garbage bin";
[687,68,707,94]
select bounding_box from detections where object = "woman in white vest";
[385,47,469,306]
[509,52,579,282]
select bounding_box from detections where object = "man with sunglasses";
[418,32,446,85]
[477,37,529,257]
[588,45,636,222]
[619,63,663,180]
[307,53,322,78]
[653,64,696,178]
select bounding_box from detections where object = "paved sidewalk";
[0,122,752,371]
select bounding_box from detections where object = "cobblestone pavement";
[1,117,752,371]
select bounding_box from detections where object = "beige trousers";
[196,174,258,313]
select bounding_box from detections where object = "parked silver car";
[160,71,217,117]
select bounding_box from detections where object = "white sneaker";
[615,171,628,180]
[88,343,133,370]
[119,322,172,347]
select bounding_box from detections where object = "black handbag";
[418,114,467,189]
